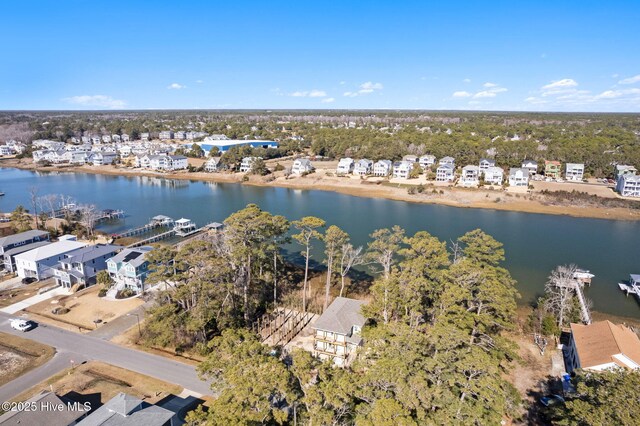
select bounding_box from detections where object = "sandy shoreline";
[2,157,639,221]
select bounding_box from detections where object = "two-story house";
[436,164,455,182]
[0,230,50,273]
[509,168,530,187]
[312,297,366,366]
[53,244,121,290]
[544,160,562,179]
[14,236,88,280]
[373,160,392,176]
[291,158,314,175]
[353,159,373,176]
[460,165,480,186]
[106,246,154,294]
[336,158,355,174]
[565,163,585,181]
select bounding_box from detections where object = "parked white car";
[10,319,34,332]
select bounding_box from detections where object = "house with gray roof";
[77,393,176,426]
[106,246,154,294]
[0,230,50,272]
[0,391,89,425]
[53,244,122,289]
[313,297,366,366]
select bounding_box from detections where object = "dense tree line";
[138,204,522,424]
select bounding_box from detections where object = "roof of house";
[509,167,530,177]
[571,320,640,369]
[375,159,392,166]
[108,246,153,268]
[437,163,454,171]
[14,240,88,262]
[0,391,87,426]
[77,392,175,426]
[0,230,49,248]
[61,244,121,264]
[3,240,52,257]
[313,297,366,335]
[462,165,480,172]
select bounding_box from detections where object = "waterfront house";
[460,165,480,186]
[436,164,455,182]
[353,159,373,176]
[0,145,14,156]
[89,136,100,144]
[0,230,50,273]
[565,163,585,181]
[483,166,504,185]
[140,132,150,141]
[291,158,314,175]
[521,160,538,175]
[478,158,496,174]
[439,156,455,167]
[135,154,151,168]
[336,158,355,174]
[373,160,392,176]
[168,155,188,170]
[174,131,186,140]
[102,135,112,143]
[117,145,132,157]
[121,134,130,142]
[392,161,413,179]
[616,174,640,197]
[159,131,174,140]
[112,134,121,143]
[402,155,418,163]
[106,246,154,294]
[419,154,436,169]
[14,236,88,280]
[313,297,366,366]
[53,244,121,290]
[149,155,170,170]
[615,164,637,180]
[240,156,261,173]
[544,160,562,179]
[92,152,117,166]
[70,151,91,165]
[509,168,530,187]
[81,136,91,144]
[204,157,220,172]
[565,320,640,372]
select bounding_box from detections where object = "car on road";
[10,319,35,332]
[21,277,37,284]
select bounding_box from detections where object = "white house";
[460,165,480,187]
[168,155,188,170]
[565,163,585,181]
[392,161,413,179]
[521,160,538,175]
[439,156,455,167]
[616,174,640,197]
[140,132,150,141]
[121,134,130,142]
[240,156,261,173]
[312,297,366,366]
[483,166,504,185]
[402,155,418,163]
[336,158,355,174]
[509,168,530,187]
[135,154,151,168]
[419,155,436,169]
[112,135,121,143]
[92,152,117,166]
[53,244,121,289]
[101,135,112,143]
[159,131,174,140]
[436,164,455,182]
[373,160,392,176]
[353,159,373,176]
[565,320,640,372]
[615,164,637,180]
[478,158,496,174]
[204,157,220,172]
[14,237,88,280]
[174,131,186,140]
[0,145,14,156]
[117,145,132,157]
[291,158,314,175]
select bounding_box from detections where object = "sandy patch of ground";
[25,286,143,331]
[0,280,53,308]
[10,361,182,405]
[0,331,55,386]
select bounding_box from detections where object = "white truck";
[10,319,35,332]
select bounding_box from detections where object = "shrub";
[98,288,108,297]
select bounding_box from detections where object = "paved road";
[88,303,149,340]
[0,312,211,400]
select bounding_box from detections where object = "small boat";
[0,191,4,196]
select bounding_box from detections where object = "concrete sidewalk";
[0,286,70,314]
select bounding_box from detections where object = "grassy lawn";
[25,285,144,331]
[10,361,183,405]
[0,281,52,308]
[0,331,55,386]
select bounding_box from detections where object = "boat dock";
[112,215,174,239]
[618,274,640,303]
[125,219,224,248]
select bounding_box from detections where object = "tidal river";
[1,167,639,318]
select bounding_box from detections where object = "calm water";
[1,167,639,318]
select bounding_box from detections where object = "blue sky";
[1,1,639,112]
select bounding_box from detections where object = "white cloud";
[308,90,327,98]
[473,91,498,98]
[168,83,186,89]
[321,97,335,103]
[342,81,384,97]
[595,88,640,99]
[452,91,472,98]
[343,91,358,97]
[339,81,346,85]
[463,78,471,83]
[290,89,327,98]
[611,73,619,79]
[472,86,507,98]
[62,95,126,109]
[360,81,383,91]
[619,75,640,85]
[542,79,578,90]
[195,80,203,84]
[483,82,498,88]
